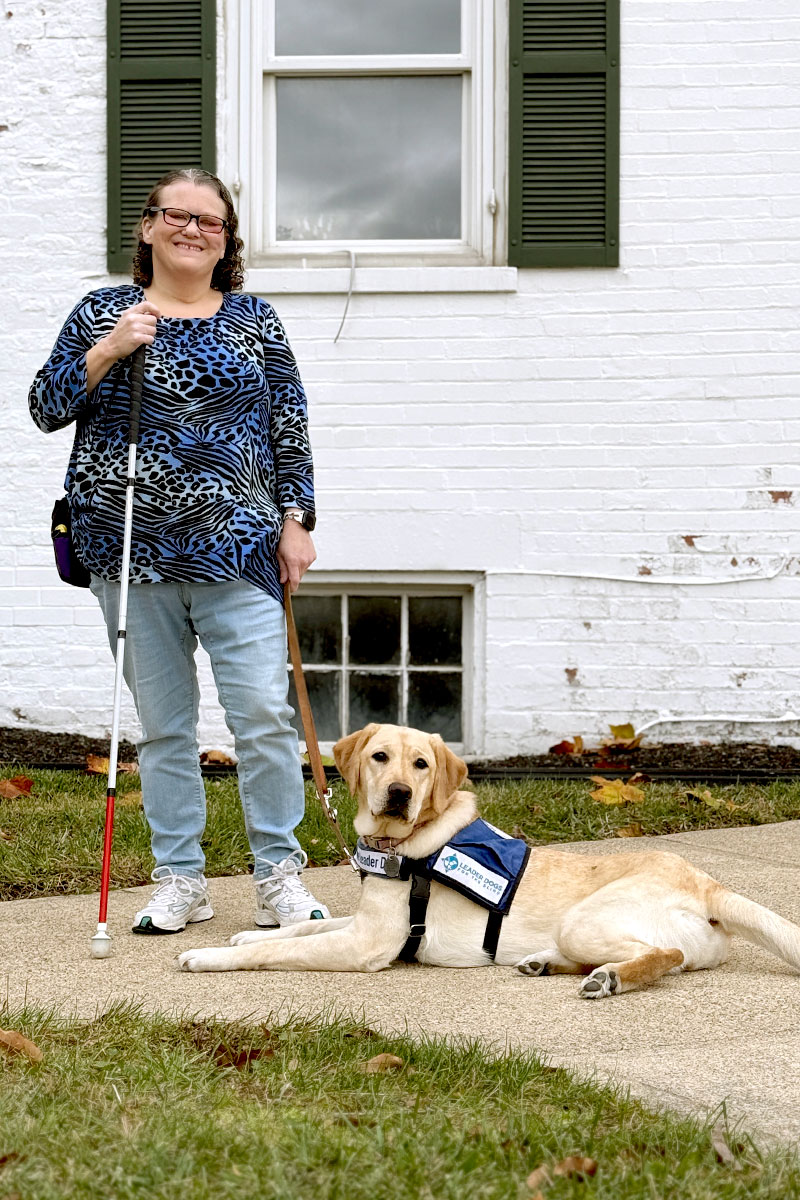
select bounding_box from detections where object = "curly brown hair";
[131,169,245,292]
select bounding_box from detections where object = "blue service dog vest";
[355,818,531,960]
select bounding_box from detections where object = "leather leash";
[284,583,357,870]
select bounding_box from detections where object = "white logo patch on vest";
[430,845,507,905]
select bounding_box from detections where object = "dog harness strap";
[398,873,431,962]
[482,910,504,961]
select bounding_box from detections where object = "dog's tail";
[709,887,800,971]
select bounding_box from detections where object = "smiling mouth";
[174,242,204,252]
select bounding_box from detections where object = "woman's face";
[141,180,229,285]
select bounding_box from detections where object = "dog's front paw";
[578,968,620,999]
[230,929,274,946]
[177,947,235,972]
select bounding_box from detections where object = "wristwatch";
[283,507,316,532]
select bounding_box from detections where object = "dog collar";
[360,835,403,852]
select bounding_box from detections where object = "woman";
[29,168,330,934]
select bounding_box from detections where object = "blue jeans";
[90,577,304,879]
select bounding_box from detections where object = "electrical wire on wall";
[333,250,356,344]
[485,557,790,586]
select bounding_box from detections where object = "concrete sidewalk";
[2,822,800,1144]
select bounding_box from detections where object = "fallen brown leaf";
[360,1053,404,1074]
[627,772,651,784]
[0,1030,43,1063]
[550,735,585,756]
[6,777,33,794]
[609,723,636,741]
[200,749,236,766]
[0,1152,23,1168]
[0,782,25,800]
[553,1156,598,1179]
[211,1043,274,1070]
[615,822,644,838]
[528,1154,598,1189]
[86,756,137,775]
[526,1165,551,1189]
[686,788,713,804]
[117,790,143,808]
[590,777,645,805]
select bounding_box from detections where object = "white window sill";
[243,266,518,295]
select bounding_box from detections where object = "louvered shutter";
[106,0,216,273]
[508,0,619,267]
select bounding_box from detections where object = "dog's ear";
[333,724,380,797]
[430,735,469,811]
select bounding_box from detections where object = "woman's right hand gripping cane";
[85,300,161,393]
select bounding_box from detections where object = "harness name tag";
[431,845,507,905]
[354,841,399,878]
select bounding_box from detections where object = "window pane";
[407,672,462,741]
[408,597,462,666]
[289,595,341,664]
[288,670,341,742]
[348,596,401,665]
[275,77,462,241]
[276,0,460,56]
[349,672,401,731]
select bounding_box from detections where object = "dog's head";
[333,723,469,839]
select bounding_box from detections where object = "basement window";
[288,589,466,746]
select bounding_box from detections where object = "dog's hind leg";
[578,945,684,999]
[516,948,584,976]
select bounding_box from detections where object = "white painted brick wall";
[2,0,799,756]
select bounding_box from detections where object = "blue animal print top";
[29,284,314,604]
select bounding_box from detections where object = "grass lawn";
[1,767,799,900]
[0,1004,798,1200]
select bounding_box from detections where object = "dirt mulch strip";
[2,727,800,779]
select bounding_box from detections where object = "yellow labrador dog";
[178,723,800,998]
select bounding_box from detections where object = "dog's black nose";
[386,782,412,813]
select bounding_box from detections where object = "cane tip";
[90,931,112,959]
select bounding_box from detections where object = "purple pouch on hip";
[51,496,91,588]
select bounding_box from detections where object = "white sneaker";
[132,868,214,934]
[254,851,330,927]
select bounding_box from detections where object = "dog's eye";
[372,751,388,763]
[414,758,429,770]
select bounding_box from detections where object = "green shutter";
[107,0,216,274]
[508,0,619,267]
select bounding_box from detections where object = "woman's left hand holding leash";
[277,520,316,593]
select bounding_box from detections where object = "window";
[234,0,498,266]
[106,0,620,274]
[287,589,468,746]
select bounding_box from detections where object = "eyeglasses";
[144,206,228,235]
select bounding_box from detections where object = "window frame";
[286,578,479,754]
[225,0,505,270]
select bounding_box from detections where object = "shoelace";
[150,869,202,906]
[254,851,309,895]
